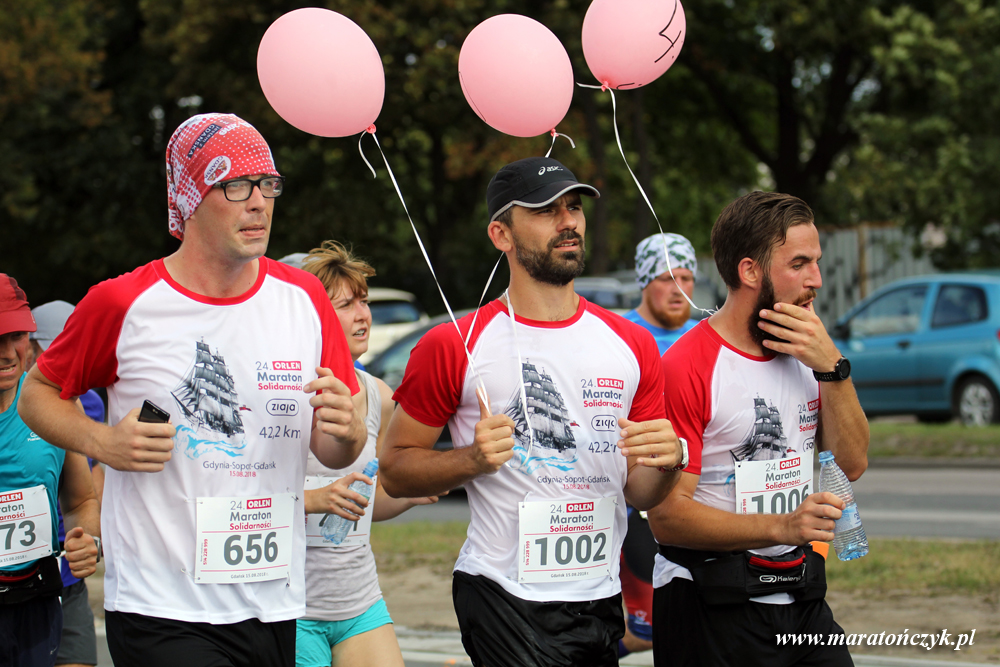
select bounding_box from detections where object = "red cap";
[0,274,37,337]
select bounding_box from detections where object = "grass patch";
[868,422,1000,458]
[826,538,1000,595]
[371,521,468,575]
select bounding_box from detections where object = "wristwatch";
[814,357,851,382]
[658,437,689,473]
[93,536,102,564]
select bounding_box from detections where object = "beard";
[749,274,817,353]
[512,230,586,286]
[649,299,691,330]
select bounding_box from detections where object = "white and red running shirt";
[37,258,357,624]
[393,297,665,603]
[651,320,820,603]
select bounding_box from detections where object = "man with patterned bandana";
[381,157,686,667]
[18,114,365,667]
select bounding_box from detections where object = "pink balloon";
[459,15,574,138]
[582,0,687,90]
[257,8,385,137]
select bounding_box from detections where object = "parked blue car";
[830,272,1000,425]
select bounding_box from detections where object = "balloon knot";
[366,124,377,134]
[550,129,557,137]
[601,82,609,92]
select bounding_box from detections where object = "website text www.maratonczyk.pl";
[777,629,976,651]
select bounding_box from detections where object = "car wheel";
[954,376,1000,427]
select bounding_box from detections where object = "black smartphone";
[137,400,170,424]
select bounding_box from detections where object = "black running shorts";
[105,610,295,667]
[452,570,625,667]
[652,577,854,667]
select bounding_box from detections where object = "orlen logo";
[266,399,299,417]
[0,491,23,503]
[246,498,271,510]
[537,165,564,175]
[566,502,594,513]
[273,361,302,371]
[591,415,616,431]
[597,378,624,390]
[808,399,820,411]
[779,457,800,470]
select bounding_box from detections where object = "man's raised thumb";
[477,387,492,420]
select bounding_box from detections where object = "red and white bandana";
[165,113,281,240]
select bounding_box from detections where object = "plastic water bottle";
[320,458,379,545]
[818,451,869,561]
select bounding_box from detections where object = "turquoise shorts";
[295,599,394,667]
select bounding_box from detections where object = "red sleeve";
[37,265,160,400]
[265,258,359,396]
[584,303,666,423]
[661,322,718,476]
[393,304,500,428]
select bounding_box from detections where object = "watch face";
[837,357,851,379]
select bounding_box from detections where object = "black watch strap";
[814,357,850,382]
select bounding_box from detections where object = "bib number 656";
[224,532,278,566]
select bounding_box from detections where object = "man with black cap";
[380,157,685,666]
[1,274,100,667]
[17,114,364,667]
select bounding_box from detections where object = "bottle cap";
[818,451,834,463]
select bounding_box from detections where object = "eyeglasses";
[214,176,284,202]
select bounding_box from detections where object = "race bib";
[304,476,374,548]
[517,497,616,584]
[194,493,295,584]
[0,486,53,567]
[735,452,813,516]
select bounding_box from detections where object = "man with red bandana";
[647,192,869,667]
[18,113,365,667]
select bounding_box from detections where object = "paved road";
[93,465,999,665]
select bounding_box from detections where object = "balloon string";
[545,130,577,158]
[577,83,714,315]
[464,253,504,350]
[504,287,535,461]
[360,130,493,416]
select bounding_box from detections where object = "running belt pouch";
[0,555,62,605]
[796,546,827,602]
[743,548,807,598]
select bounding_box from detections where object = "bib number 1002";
[531,533,607,567]
[223,532,278,566]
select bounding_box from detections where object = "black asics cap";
[486,157,600,222]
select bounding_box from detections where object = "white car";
[359,287,430,365]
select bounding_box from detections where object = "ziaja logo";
[246,498,271,510]
[566,502,594,513]
[597,378,624,390]
[266,399,299,417]
[780,457,801,470]
[591,415,616,431]
[273,361,302,371]
[538,166,563,175]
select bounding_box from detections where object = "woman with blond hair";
[293,241,438,667]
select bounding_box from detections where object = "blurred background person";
[295,241,439,667]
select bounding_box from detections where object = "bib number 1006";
[747,483,810,514]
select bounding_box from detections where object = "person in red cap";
[17,114,365,667]
[1,274,101,667]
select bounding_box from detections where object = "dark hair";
[710,191,814,291]
[300,240,375,298]
[495,207,514,226]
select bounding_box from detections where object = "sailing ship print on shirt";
[172,339,249,459]
[732,397,792,462]
[504,361,580,475]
